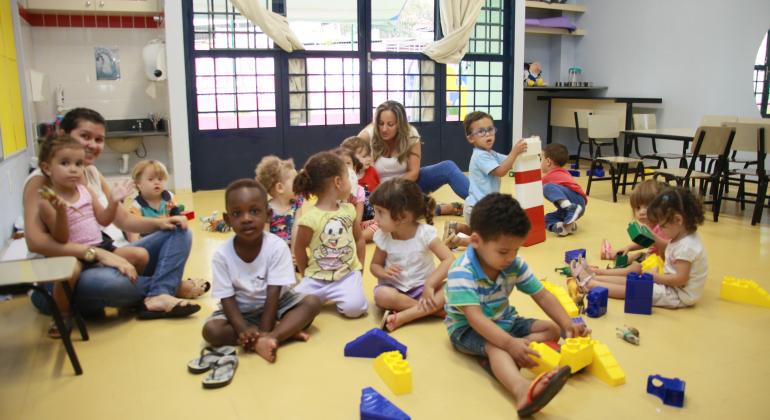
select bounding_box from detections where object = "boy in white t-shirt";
[202,179,321,363]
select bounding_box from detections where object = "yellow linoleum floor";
[2,174,770,420]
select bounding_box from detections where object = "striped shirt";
[444,246,543,335]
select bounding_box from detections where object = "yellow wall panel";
[0,0,16,60]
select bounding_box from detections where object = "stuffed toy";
[524,61,546,87]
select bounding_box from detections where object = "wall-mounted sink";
[105,136,144,154]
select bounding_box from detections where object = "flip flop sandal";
[202,355,238,389]
[444,233,461,250]
[517,366,571,417]
[450,202,464,216]
[380,310,392,330]
[137,302,201,320]
[187,345,237,374]
[569,258,594,289]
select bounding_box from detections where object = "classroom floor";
[1,172,769,420]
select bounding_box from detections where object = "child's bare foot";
[254,335,278,363]
[292,330,310,341]
[384,312,400,332]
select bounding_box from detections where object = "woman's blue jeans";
[31,227,192,316]
[417,160,469,199]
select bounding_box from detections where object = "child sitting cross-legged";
[368,179,455,332]
[202,179,322,363]
[430,192,590,417]
[540,143,587,236]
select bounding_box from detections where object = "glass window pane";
[291,111,307,126]
[237,93,257,110]
[327,93,344,108]
[215,58,234,75]
[196,77,215,94]
[371,0,434,52]
[308,93,325,109]
[198,113,218,130]
[235,57,255,75]
[256,75,275,92]
[326,110,344,125]
[307,58,325,74]
[308,110,326,125]
[372,75,387,90]
[216,76,235,93]
[490,76,503,90]
[259,111,276,127]
[326,58,343,74]
[490,107,502,120]
[287,0,358,51]
[196,58,215,75]
[344,109,360,124]
[236,76,257,93]
[372,59,387,74]
[326,75,344,91]
[218,112,238,129]
[238,112,259,128]
[197,95,216,112]
[308,75,326,92]
[217,94,236,111]
[257,93,275,110]
[490,61,503,75]
[256,58,275,74]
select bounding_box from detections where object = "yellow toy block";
[374,351,412,395]
[641,254,664,275]
[527,342,561,376]
[541,280,579,317]
[587,340,625,386]
[559,336,593,373]
[720,277,770,308]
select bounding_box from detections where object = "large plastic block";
[560,337,593,373]
[640,254,664,275]
[614,252,629,268]
[564,248,587,263]
[719,276,770,308]
[586,287,608,318]
[625,273,653,315]
[345,329,407,359]
[528,342,561,376]
[360,387,411,420]
[647,375,685,407]
[568,169,580,177]
[541,280,580,317]
[374,351,412,395]
[627,221,655,247]
[587,340,625,386]
[521,136,542,157]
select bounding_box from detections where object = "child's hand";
[564,322,591,338]
[157,215,189,230]
[39,187,68,213]
[383,264,403,280]
[511,138,528,156]
[419,286,439,311]
[505,337,539,368]
[237,327,260,352]
[110,178,134,203]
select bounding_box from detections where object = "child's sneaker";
[564,204,583,225]
[549,222,569,237]
[565,222,578,234]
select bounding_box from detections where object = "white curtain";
[231,0,305,52]
[422,0,485,64]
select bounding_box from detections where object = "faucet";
[134,119,143,131]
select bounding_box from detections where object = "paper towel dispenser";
[142,39,167,81]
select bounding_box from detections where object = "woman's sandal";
[569,257,594,289]
[202,355,239,389]
[187,345,237,374]
[517,366,571,417]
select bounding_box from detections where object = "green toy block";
[627,222,655,247]
[614,252,629,268]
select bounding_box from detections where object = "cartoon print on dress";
[313,215,355,279]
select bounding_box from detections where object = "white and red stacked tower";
[513,136,546,247]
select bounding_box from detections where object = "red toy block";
[181,210,195,220]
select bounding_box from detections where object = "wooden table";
[621,128,696,167]
[0,257,88,375]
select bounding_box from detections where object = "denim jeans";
[417,160,469,199]
[543,183,586,227]
[31,227,192,315]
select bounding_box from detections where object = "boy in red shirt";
[540,143,587,236]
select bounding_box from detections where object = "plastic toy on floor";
[345,328,407,359]
[374,351,412,395]
[586,287,608,318]
[360,387,411,420]
[564,248,586,264]
[640,253,664,274]
[614,252,629,269]
[627,221,655,247]
[647,375,685,407]
[719,276,770,308]
[616,325,639,345]
[200,211,231,232]
[625,273,653,315]
[586,165,605,177]
[554,266,572,277]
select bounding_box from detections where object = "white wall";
[164,0,192,191]
[577,0,769,127]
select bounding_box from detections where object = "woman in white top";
[24,108,200,319]
[358,101,469,214]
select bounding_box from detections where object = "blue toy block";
[568,169,581,177]
[624,273,653,315]
[345,328,407,359]
[571,163,579,169]
[360,387,411,420]
[564,248,587,264]
[647,375,685,407]
[571,316,585,325]
[586,167,605,177]
[586,287,608,318]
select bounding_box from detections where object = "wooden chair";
[585,114,644,202]
[654,126,735,222]
[0,257,88,375]
[720,121,770,225]
[631,114,684,168]
[699,115,740,172]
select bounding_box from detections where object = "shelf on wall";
[525,27,585,36]
[525,1,587,13]
[524,86,608,92]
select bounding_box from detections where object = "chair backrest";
[587,114,621,139]
[632,113,657,130]
[699,115,738,126]
[573,110,592,129]
[726,120,770,152]
[690,125,735,156]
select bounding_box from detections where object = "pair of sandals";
[187,345,239,388]
[479,358,571,417]
[569,257,594,291]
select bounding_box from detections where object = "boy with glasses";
[443,111,527,249]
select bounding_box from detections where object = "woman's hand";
[156,215,188,231]
[96,249,138,282]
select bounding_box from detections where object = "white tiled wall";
[29,27,169,122]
